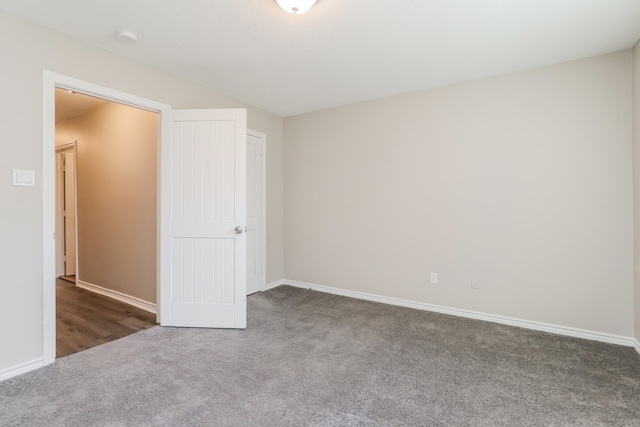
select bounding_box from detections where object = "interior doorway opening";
[43,72,173,365]
[44,72,265,366]
[54,88,160,358]
[55,141,76,283]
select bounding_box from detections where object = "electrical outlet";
[471,276,480,289]
[430,273,438,284]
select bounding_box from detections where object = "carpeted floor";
[1,285,639,426]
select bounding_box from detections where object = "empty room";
[1,1,640,425]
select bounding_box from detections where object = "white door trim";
[247,129,267,292]
[42,71,171,365]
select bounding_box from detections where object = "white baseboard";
[0,358,44,382]
[280,279,637,349]
[76,280,157,314]
[264,279,286,291]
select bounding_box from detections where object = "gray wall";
[284,51,634,337]
[0,11,284,373]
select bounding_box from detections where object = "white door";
[63,151,76,276]
[246,131,265,295]
[164,109,247,328]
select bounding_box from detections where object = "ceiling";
[55,88,109,123]
[2,0,640,117]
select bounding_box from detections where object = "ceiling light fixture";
[115,29,139,44]
[276,0,317,14]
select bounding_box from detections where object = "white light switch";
[13,169,35,187]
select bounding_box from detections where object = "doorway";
[53,88,160,358]
[55,142,76,282]
[43,72,172,364]
[43,72,264,365]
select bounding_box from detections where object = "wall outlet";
[430,273,438,284]
[471,276,480,289]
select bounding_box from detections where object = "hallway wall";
[56,102,158,304]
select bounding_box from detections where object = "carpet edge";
[279,279,637,349]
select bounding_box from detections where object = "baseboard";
[0,358,44,382]
[264,279,286,291]
[76,280,157,314]
[280,279,636,348]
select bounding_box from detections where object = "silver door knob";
[235,226,244,234]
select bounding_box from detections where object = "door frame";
[54,142,78,278]
[42,71,171,365]
[247,129,267,293]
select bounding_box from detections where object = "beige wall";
[56,103,158,304]
[0,11,283,373]
[633,41,640,344]
[284,51,634,337]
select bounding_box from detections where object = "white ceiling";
[2,0,640,117]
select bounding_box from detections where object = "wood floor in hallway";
[56,279,157,358]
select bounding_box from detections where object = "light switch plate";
[13,169,35,187]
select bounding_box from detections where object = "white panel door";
[64,151,76,276]
[165,109,247,328]
[246,131,265,295]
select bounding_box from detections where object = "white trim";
[76,280,157,314]
[43,71,171,366]
[55,140,77,152]
[281,279,637,348]
[0,358,44,382]
[43,72,56,365]
[264,280,286,291]
[157,101,172,326]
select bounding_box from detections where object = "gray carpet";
[1,285,639,426]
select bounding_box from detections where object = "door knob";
[235,226,244,234]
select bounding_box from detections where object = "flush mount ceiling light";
[115,29,139,44]
[276,0,317,14]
